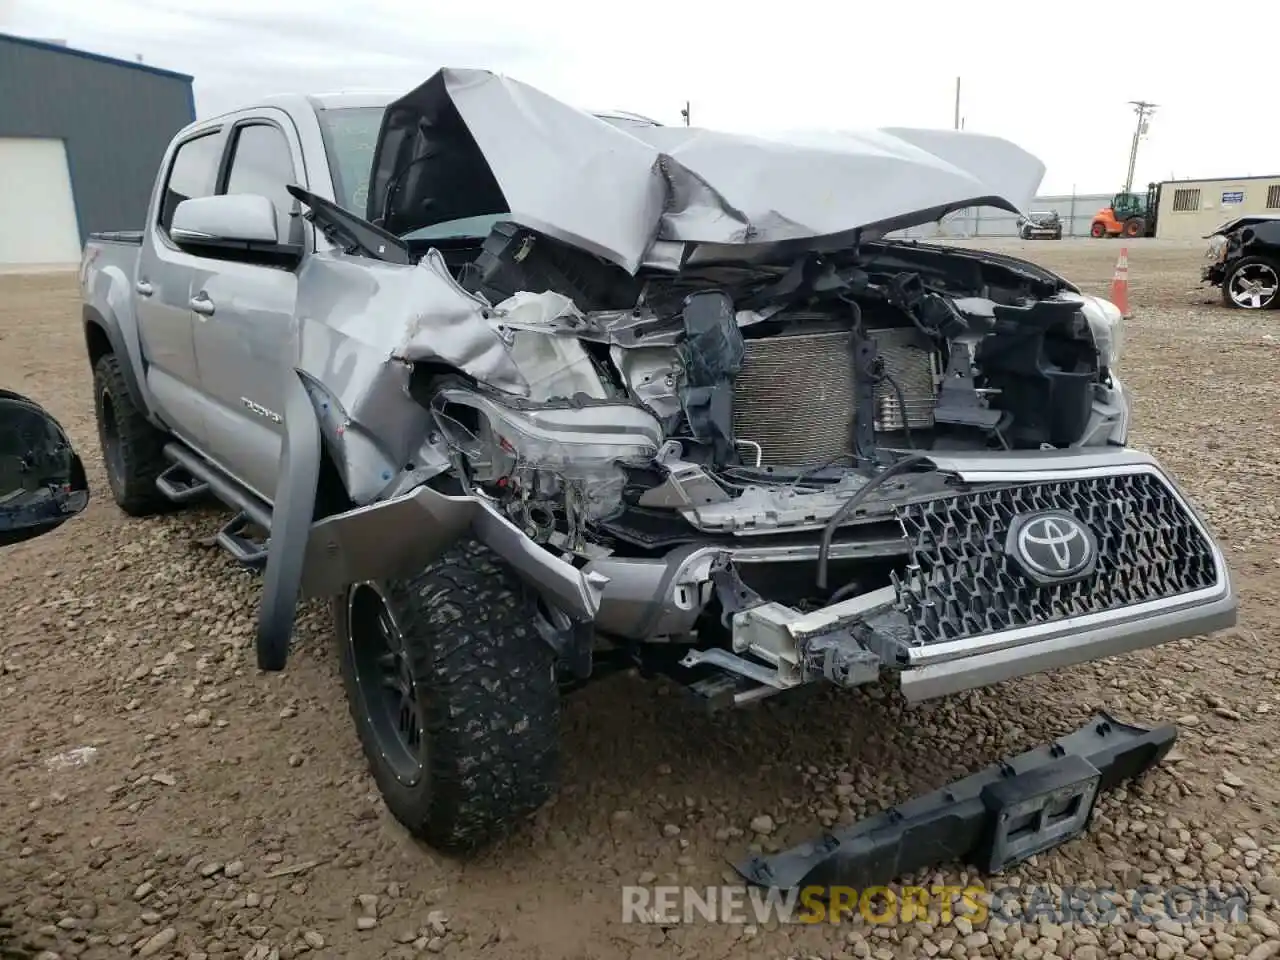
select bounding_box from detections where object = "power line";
[1124,100,1157,194]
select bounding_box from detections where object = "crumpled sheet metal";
[292,250,524,502]
[295,249,558,402]
[292,248,663,503]
[386,68,1047,273]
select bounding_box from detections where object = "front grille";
[891,472,1220,647]
[732,329,853,467]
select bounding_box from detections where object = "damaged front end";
[295,68,1234,703]
[295,217,1233,704]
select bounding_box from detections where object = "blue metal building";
[0,33,195,266]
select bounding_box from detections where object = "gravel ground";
[2,239,1279,960]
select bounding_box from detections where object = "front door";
[190,112,307,503]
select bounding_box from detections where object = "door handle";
[189,293,215,317]
[135,280,153,297]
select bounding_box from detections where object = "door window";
[222,124,299,241]
[158,133,222,236]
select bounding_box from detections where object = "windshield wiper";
[286,185,412,265]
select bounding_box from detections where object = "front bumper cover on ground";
[736,712,1176,893]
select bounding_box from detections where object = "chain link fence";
[890,192,1113,240]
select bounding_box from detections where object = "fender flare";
[255,369,323,671]
[83,305,152,415]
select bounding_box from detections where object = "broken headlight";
[1205,236,1229,263]
[1079,295,1124,371]
[430,387,663,524]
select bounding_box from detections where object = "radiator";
[869,327,940,433]
[731,329,854,468]
[731,327,938,467]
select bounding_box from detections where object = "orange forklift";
[1090,183,1161,238]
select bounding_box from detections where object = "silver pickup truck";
[80,68,1235,854]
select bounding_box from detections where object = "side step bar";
[736,712,1176,893]
[159,442,304,670]
[158,374,321,673]
[155,463,210,503]
[162,444,272,530]
[215,512,269,568]
[161,448,271,569]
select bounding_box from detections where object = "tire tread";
[337,540,560,853]
[92,353,170,516]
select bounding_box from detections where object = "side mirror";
[171,195,301,264]
[0,391,90,547]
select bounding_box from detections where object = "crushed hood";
[1206,214,1280,238]
[369,68,1046,274]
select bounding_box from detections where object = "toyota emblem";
[1005,510,1098,584]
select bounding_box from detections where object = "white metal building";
[1153,175,1280,240]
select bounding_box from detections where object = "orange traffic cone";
[1110,248,1132,319]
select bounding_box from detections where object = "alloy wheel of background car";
[1226,259,1280,310]
[1090,223,1106,238]
[345,582,425,786]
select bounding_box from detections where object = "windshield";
[401,215,504,241]
[315,106,382,217]
[316,105,505,242]
[1112,193,1144,217]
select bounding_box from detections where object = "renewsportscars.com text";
[621,884,1250,926]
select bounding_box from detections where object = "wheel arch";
[83,305,149,414]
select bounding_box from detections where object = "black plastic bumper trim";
[736,711,1175,892]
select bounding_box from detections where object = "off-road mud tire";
[335,539,560,853]
[92,353,171,516]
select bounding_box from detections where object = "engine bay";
[289,188,1127,584]
[400,222,1127,558]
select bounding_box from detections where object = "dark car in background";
[1018,210,1063,240]
[1202,215,1280,310]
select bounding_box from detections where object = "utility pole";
[680,101,690,127]
[954,77,961,130]
[1124,100,1157,194]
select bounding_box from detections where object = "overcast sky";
[4,0,1277,196]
